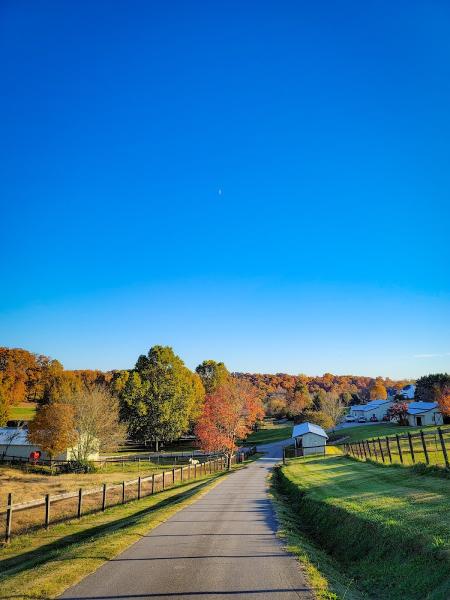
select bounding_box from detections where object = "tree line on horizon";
[0,346,448,462]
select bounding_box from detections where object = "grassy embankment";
[274,454,450,600]
[0,456,259,600]
[245,419,293,445]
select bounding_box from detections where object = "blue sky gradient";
[1,1,449,377]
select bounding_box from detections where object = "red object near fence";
[29,450,41,464]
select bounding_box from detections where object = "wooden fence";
[2,446,257,543]
[344,426,450,469]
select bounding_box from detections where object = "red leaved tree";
[387,402,409,426]
[195,379,264,469]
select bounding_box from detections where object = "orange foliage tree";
[28,403,77,463]
[195,379,264,468]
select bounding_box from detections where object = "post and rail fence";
[2,446,257,543]
[343,426,450,469]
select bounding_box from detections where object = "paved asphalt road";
[61,441,313,600]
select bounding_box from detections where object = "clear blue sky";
[1,1,449,379]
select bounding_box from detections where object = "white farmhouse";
[406,402,443,427]
[350,399,393,421]
[0,427,99,462]
[292,422,328,456]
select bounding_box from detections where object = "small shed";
[292,422,328,456]
[406,402,443,427]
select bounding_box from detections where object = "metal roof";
[407,402,438,415]
[292,422,328,439]
[351,399,391,412]
[0,428,30,445]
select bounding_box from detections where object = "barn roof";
[292,422,328,439]
[407,402,439,415]
[0,428,30,445]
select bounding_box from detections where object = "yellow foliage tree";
[28,403,76,462]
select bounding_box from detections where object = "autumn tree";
[286,379,312,422]
[195,360,230,394]
[387,402,409,426]
[303,410,334,430]
[0,380,10,426]
[28,403,77,463]
[63,386,126,462]
[118,346,205,450]
[319,391,346,427]
[369,378,388,400]
[195,379,264,468]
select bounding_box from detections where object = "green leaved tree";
[119,346,205,450]
[195,360,230,394]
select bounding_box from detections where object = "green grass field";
[245,419,293,445]
[8,403,37,421]
[277,454,450,599]
[330,422,443,444]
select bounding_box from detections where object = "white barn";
[350,399,393,421]
[292,422,328,456]
[0,427,99,462]
[406,402,443,427]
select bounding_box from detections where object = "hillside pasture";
[277,454,450,599]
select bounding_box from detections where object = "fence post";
[407,433,415,463]
[181,466,184,482]
[102,483,107,511]
[194,463,197,479]
[438,428,449,468]
[122,481,126,503]
[151,474,155,495]
[396,435,403,463]
[78,488,83,517]
[420,430,429,464]
[378,438,385,463]
[138,476,142,500]
[385,437,392,463]
[172,468,175,486]
[372,440,378,460]
[45,494,51,529]
[162,471,165,491]
[5,493,12,543]
[366,441,372,458]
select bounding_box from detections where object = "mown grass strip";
[276,455,450,600]
[0,472,227,600]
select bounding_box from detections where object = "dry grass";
[0,461,173,504]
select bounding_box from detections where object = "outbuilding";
[0,427,99,462]
[292,422,328,456]
[350,399,393,421]
[406,402,443,427]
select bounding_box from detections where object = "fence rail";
[2,446,257,542]
[344,426,450,469]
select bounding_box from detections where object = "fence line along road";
[2,446,257,543]
[344,426,450,469]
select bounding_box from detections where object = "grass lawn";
[245,419,293,445]
[0,472,227,600]
[8,403,37,421]
[330,422,444,444]
[277,454,450,599]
